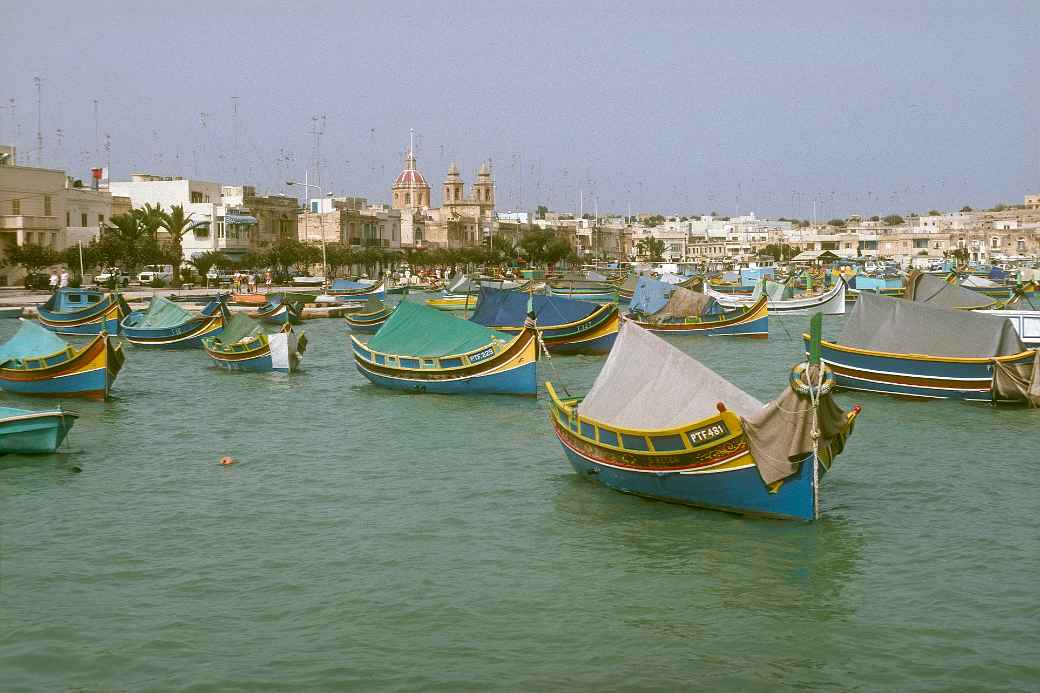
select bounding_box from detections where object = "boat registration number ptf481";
[686,421,729,447]
[468,347,495,364]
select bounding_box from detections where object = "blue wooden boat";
[547,277,618,303]
[251,294,302,325]
[37,288,130,335]
[0,319,125,400]
[351,301,537,395]
[808,291,1038,402]
[469,286,619,354]
[625,276,768,337]
[343,297,396,334]
[320,279,386,306]
[0,405,78,454]
[202,314,306,373]
[120,295,229,348]
[547,321,860,521]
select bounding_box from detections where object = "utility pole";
[93,99,100,164]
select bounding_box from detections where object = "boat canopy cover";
[367,300,513,357]
[578,321,766,429]
[989,266,1009,281]
[450,278,520,293]
[960,275,998,288]
[629,276,674,314]
[657,272,687,285]
[751,280,794,301]
[363,295,385,312]
[330,279,369,291]
[905,272,992,308]
[849,274,903,291]
[578,322,850,485]
[651,285,723,320]
[620,274,640,292]
[137,296,194,328]
[0,319,69,363]
[471,286,597,328]
[839,291,1025,357]
[211,313,262,345]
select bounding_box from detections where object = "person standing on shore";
[59,268,70,289]
[49,270,59,293]
[265,270,272,291]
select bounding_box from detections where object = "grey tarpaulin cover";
[577,322,847,484]
[992,350,1040,407]
[839,291,1025,358]
[904,271,992,308]
[651,285,721,321]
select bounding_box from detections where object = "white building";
[109,174,258,261]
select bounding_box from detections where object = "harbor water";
[1,306,1038,691]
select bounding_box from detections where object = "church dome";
[394,167,428,187]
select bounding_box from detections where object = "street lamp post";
[286,173,330,286]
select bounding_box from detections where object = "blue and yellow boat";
[36,287,130,335]
[343,297,397,334]
[469,286,619,354]
[0,319,125,400]
[0,405,78,454]
[351,301,537,395]
[625,276,768,337]
[809,291,1038,402]
[547,278,618,303]
[251,294,302,325]
[121,295,229,348]
[202,314,307,373]
[547,321,860,521]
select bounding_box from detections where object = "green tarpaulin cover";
[209,313,262,346]
[138,296,194,329]
[367,301,512,357]
[0,319,70,363]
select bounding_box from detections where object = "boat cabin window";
[88,294,100,303]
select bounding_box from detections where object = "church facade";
[390,133,495,249]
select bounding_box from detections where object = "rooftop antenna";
[93,99,100,164]
[104,132,111,178]
[34,75,43,166]
[310,114,326,193]
[231,96,239,181]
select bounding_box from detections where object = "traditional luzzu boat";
[625,276,768,337]
[469,286,619,354]
[424,276,523,311]
[202,314,307,373]
[120,295,229,348]
[319,279,386,306]
[0,319,125,399]
[808,291,1040,403]
[251,294,302,325]
[546,321,860,521]
[351,301,537,395]
[36,287,131,335]
[547,273,618,302]
[846,274,905,302]
[0,405,78,454]
[706,276,846,315]
[343,296,397,334]
[903,271,996,309]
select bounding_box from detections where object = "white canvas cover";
[839,291,1026,357]
[578,321,766,429]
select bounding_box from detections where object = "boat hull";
[626,296,768,337]
[425,294,479,311]
[344,305,395,334]
[0,334,124,400]
[548,287,618,303]
[0,410,77,453]
[809,337,1036,401]
[708,280,846,315]
[204,329,304,373]
[253,301,301,326]
[352,329,538,395]
[121,314,226,348]
[492,303,621,354]
[37,295,128,335]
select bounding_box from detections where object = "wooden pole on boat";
[808,312,823,520]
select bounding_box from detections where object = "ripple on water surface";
[1,312,1038,691]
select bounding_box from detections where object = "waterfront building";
[0,145,123,285]
[298,200,402,248]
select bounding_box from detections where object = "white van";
[138,264,173,283]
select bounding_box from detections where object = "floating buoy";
[219,456,236,466]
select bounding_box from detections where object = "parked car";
[96,268,130,287]
[138,264,173,284]
[23,272,52,290]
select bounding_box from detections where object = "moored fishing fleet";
[1,258,1037,520]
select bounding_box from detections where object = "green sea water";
[1,305,1038,691]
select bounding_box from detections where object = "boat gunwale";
[809,333,1039,364]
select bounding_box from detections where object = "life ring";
[790,362,835,397]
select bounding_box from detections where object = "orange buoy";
[219,456,236,466]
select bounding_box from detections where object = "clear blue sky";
[2,0,1037,218]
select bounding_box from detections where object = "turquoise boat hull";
[0,407,78,454]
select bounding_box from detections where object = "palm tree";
[160,205,193,286]
[105,212,147,274]
[136,203,166,241]
[636,237,666,262]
